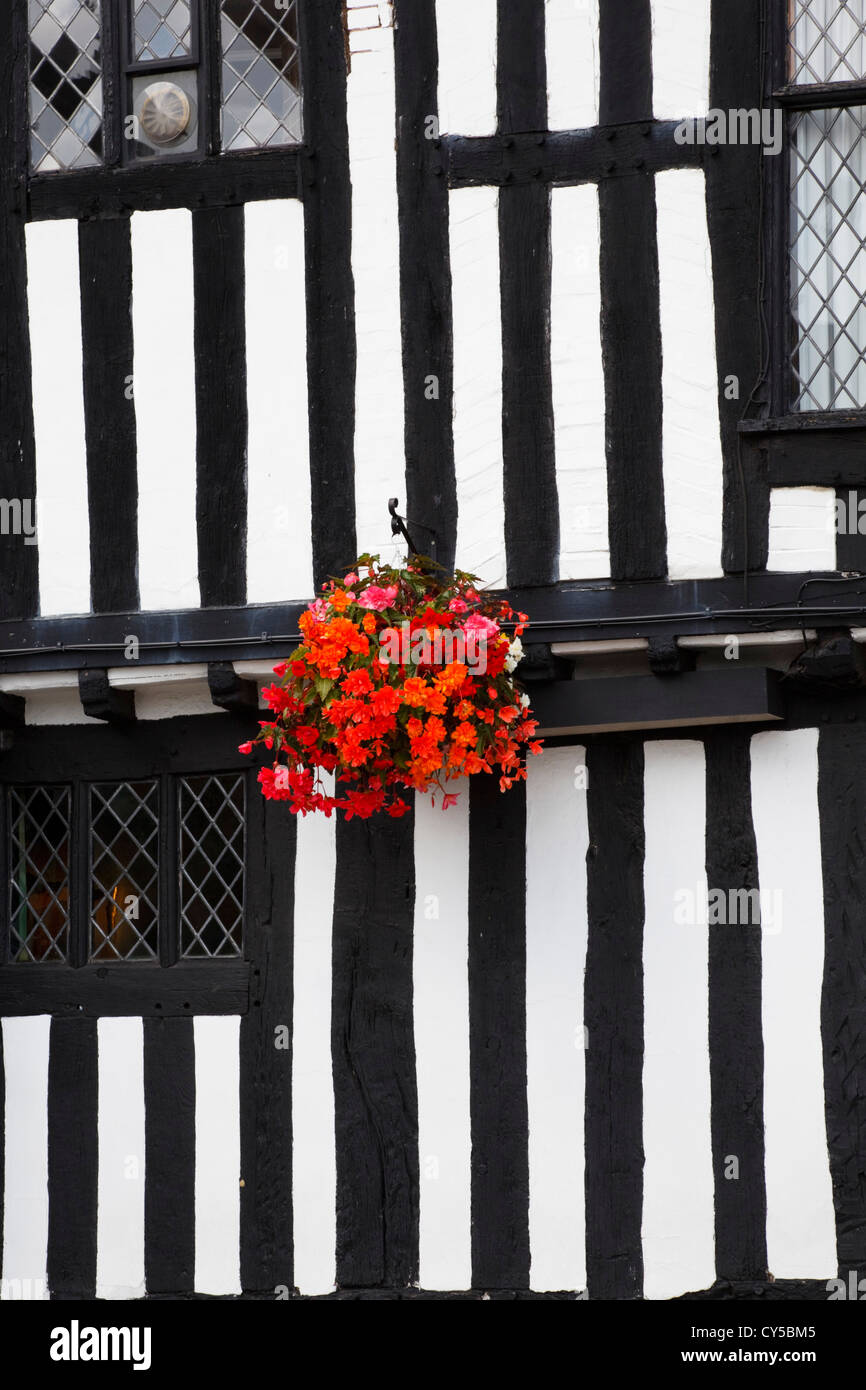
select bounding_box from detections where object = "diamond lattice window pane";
[8,786,71,963]
[790,106,866,409]
[29,0,103,173]
[133,0,192,62]
[90,781,159,961]
[179,774,245,958]
[790,0,866,84]
[220,0,302,150]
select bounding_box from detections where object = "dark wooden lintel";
[207,661,258,713]
[78,669,136,723]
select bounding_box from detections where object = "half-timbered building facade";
[2,0,866,1301]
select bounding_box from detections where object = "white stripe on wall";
[193,1015,241,1295]
[348,22,406,564]
[414,783,471,1291]
[651,0,711,120]
[26,221,90,618]
[545,0,600,131]
[526,746,589,1293]
[551,185,609,580]
[436,0,498,136]
[292,775,338,1295]
[656,169,723,580]
[450,187,506,587]
[750,728,836,1279]
[131,209,199,611]
[245,200,313,604]
[96,1017,145,1299]
[767,487,837,572]
[1,1016,50,1300]
[642,739,714,1299]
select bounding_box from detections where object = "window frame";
[770,0,866,419]
[0,717,254,1017]
[25,0,307,217]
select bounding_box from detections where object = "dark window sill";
[0,959,250,1017]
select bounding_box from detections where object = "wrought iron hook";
[388,497,438,562]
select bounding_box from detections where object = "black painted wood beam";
[704,732,767,1281]
[497,0,558,588]
[533,668,784,735]
[79,217,139,613]
[194,206,248,607]
[78,669,136,724]
[0,961,250,1017]
[47,1018,98,1298]
[0,0,38,620]
[299,0,357,588]
[28,151,302,222]
[0,691,24,728]
[144,1017,196,1294]
[393,0,457,573]
[444,121,702,188]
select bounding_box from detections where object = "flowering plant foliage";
[239,555,543,819]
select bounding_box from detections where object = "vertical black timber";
[193,206,247,606]
[143,1017,195,1294]
[468,775,530,1289]
[393,0,457,573]
[331,809,418,1288]
[599,177,666,580]
[0,1024,4,1284]
[79,217,139,613]
[705,730,767,1281]
[599,0,653,127]
[497,0,558,587]
[707,0,768,574]
[835,489,866,573]
[298,0,356,587]
[584,738,644,1299]
[0,0,38,620]
[240,779,295,1293]
[597,0,665,580]
[47,1018,98,1298]
[0,788,7,965]
[818,723,866,1281]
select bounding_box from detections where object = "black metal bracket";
[388,497,438,562]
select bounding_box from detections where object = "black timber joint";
[78,670,135,724]
[207,662,258,713]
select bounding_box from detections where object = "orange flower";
[420,685,446,715]
[434,661,468,695]
[362,612,378,634]
[330,589,352,613]
[453,720,477,747]
[402,676,427,707]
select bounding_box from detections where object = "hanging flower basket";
[239,555,543,819]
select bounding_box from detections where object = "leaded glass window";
[220,0,302,150]
[8,786,71,963]
[179,774,245,958]
[788,3,866,410]
[4,774,245,965]
[90,781,160,961]
[29,0,103,173]
[132,0,193,62]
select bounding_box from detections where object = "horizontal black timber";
[533,669,784,735]
[773,79,866,110]
[27,151,302,221]
[444,122,702,188]
[8,576,866,672]
[740,423,866,486]
[0,961,250,1017]
[0,713,255,781]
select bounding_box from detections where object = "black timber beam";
[740,417,866,487]
[78,670,135,724]
[207,661,258,713]
[444,121,702,189]
[0,692,24,727]
[532,669,784,736]
[0,961,250,1018]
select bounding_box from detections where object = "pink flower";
[358,584,399,612]
[462,613,500,639]
[343,572,358,586]
[308,597,328,619]
[448,598,468,614]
